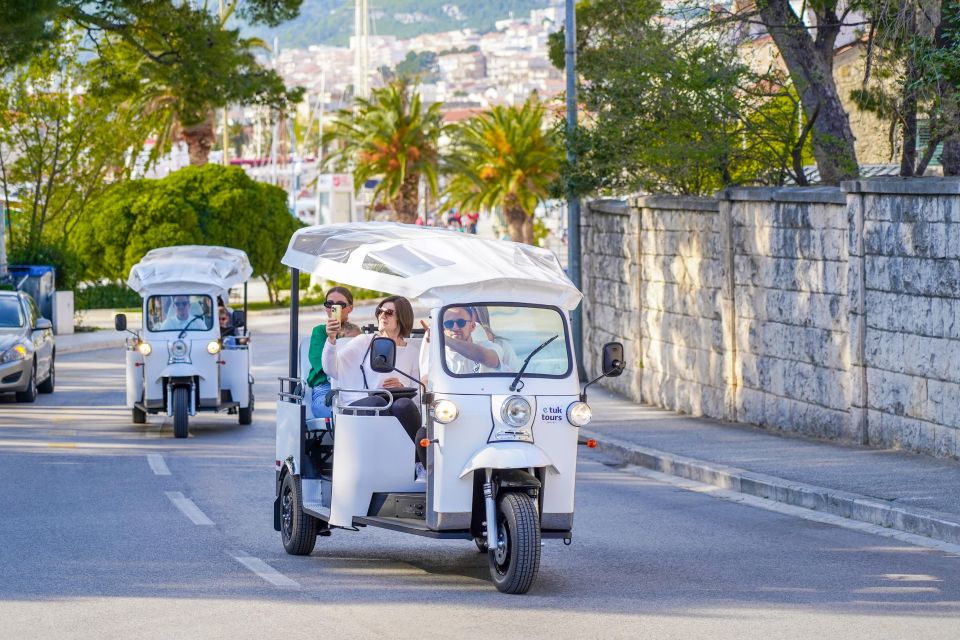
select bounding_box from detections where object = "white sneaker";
[415,462,426,482]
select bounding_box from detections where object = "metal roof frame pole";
[0,200,7,280]
[565,0,585,378]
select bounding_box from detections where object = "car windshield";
[439,304,570,377]
[146,295,214,332]
[0,298,24,328]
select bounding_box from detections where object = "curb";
[582,428,960,546]
[58,338,126,355]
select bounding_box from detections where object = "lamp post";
[565,0,585,378]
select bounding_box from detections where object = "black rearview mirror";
[115,313,127,332]
[231,310,246,328]
[370,336,396,373]
[602,342,624,377]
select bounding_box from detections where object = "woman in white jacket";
[323,295,424,478]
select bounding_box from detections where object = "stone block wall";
[847,179,960,458]
[580,200,642,400]
[635,196,726,417]
[723,188,853,441]
[583,178,960,459]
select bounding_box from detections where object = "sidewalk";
[583,384,960,545]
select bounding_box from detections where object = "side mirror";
[35,318,52,331]
[369,336,396,373]
[115,314,127,332]
[231,310,246,328]
[602,342,624,377]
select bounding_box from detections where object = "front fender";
[158,363,204,381]
[459,442,556,479]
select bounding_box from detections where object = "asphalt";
[56,306,960,547]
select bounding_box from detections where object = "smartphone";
[330,304,341,323]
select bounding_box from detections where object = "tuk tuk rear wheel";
[172,386,189,439]
[488,492,541,594]
[238,383,253,424]
[280,473,318,555]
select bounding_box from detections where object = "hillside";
[240,0,553,49]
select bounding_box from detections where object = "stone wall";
[582,179,960,459]
[847,179,960,458]
[636,196,726,417]
[723,188,853,441]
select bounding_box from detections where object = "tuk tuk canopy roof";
[281,222,583,310]
[127,245,253,295]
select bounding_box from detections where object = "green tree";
[443,96,562,244]
[548,0,815,195]
[0,36,144,287]
[323,78,445,223]
[73,165,302,302]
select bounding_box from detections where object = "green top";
[306,324,329,387]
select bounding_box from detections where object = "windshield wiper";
[178,315,205,339]
[509,334,558,392]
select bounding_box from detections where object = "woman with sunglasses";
[306,286,361,419]
[323,296,425,479]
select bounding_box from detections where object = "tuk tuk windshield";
[439,304,571,377]
[146,294,214,332]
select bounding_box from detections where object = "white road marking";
[164,491,214,525]
[615,463,960,555]
[232,554,300,588]
[147,454,171,476]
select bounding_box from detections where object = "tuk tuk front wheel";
[172,386,189,439]
[280,473,318,555]
[488,491,541,594]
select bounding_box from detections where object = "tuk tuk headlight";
[206,340,221,355]
[170,340,188,358]
[501,396,532,427]
[567,401,592,427]
[1,344,28,363]
[137,341,152,356]
[432,399,459,424]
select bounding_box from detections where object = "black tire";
[173,386,189,439]
[280,473,318,555]
[238,384,253,425]
[488,492,541,594]
[132,406,147,424]
[15,361,37,403]
[37,354,54,394]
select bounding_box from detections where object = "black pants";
[350,396,426,466]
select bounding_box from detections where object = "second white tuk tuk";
[115,245,255,438]
[274,223,623,594]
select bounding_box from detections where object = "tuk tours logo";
[540,406,564,422]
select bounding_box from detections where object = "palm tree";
[443,96,562,244]
[323,78,444,223]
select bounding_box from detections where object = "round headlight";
[207,340,221,355]
[432,399,459,424]
[501,396,532,427]
[567,401,592,427]
[137,341,152,356]
[170,340,188,358]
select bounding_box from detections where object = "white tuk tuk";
[273,223,623,594]
[114,245,255,438]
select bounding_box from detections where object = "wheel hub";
[494,521,509,565]
[281,491,293,539]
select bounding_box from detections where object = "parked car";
[0,289,55,402]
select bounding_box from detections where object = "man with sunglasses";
[434,306,502,375]
[160,295,201,330]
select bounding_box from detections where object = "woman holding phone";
[307,286,361,419]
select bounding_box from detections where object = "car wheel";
[15,360,37,403]
[37,354,55,394]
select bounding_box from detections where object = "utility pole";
[565,0,585,377]
[220,0,229,166]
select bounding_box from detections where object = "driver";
[160,295,197,330]
[434,306,503,374]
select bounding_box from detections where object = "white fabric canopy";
[281,222,582,310]
[127,245,253,295]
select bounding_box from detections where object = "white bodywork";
[276,223,584,532]
[123,245,253,414]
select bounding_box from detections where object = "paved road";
[1,315,958,638]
